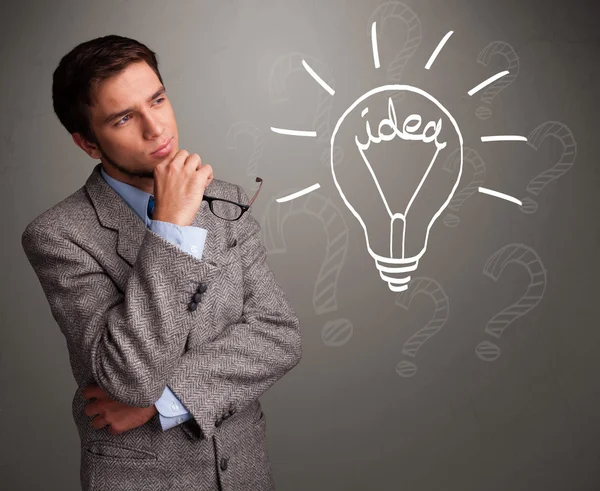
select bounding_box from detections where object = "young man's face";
[72,60,178,194]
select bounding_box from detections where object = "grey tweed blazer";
[21,163,302,491]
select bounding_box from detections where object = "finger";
[170,149,189,168]
[82,385,102,400]
[198,163,213,182]
[84,400,101,418]
[185,153,201,171]
[108,425,122,436]
[91,416,109,430]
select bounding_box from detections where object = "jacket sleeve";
[165,185,302,440]
[150,221,206,430]
[21,221,217,407]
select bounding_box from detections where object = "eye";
[114,97,166,126]
[115,115,130,126]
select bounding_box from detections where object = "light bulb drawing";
[270,22,530,292]
[329,85,461,292]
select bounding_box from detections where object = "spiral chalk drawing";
[395,277,450,377]
[442,146,487,228]
[476,243,547,362]
[519,121,577,214]
[261,187,353,345]
[474,41,519,120]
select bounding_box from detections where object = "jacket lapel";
[85,163,222,279]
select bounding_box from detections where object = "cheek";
[164,103,177,127]
[108,135,142,158]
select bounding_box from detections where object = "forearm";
[151,223,208,429]
[94,228,215,405]
[21,224,218,407]
[168,314,300,440]
[164,184,302,440]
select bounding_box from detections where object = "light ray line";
[468,70,509,96]
[479,187,522,205]
[270,127,317,137]
[425,30,454,70]
[302,59,335,96]
[481,135,528,142]
[371,21,380,69]
[276,183,321,203]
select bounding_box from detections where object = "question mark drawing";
[367,1,422,106]
[475,243,547,362]
[442,146,487,228]
[395,277,449,377]
[268,52,340,167]
[519,121,577,214]
[226,121,265,192]
[475,41,519,120]
[261,187,353,346]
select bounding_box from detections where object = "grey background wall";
[2,0,599,489]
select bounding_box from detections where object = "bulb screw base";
[374,257,419,292]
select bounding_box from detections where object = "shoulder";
[205,177,245,203]
[21,186,90,245]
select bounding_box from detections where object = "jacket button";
[197,282,208,294]
[188,301,198,312]
[192,292,202,303]
[220,457,228,471]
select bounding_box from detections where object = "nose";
[142,111,165,139]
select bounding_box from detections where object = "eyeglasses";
[203,177,263,221]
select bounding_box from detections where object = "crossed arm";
[21,185,302,441]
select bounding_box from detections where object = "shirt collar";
[100,165,153,227]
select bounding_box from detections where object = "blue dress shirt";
[100,165,207,431]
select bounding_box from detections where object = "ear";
[72,132,101,159]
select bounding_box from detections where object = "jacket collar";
[99,165,153,227]
[84,163,222,278]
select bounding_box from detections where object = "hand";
[153,149,214,227]
[83,384,158,436]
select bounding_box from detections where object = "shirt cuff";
[155,386,193,431]
[155,385,189,417]
[158,412,193,431]
[150,220,207,259]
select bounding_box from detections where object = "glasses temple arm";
[247,177,263,207]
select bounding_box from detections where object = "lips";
[152,137,172,155]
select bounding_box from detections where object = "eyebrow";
[103,86,166,125]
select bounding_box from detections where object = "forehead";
[92,61,160,111]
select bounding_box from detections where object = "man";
[21,34,302,491]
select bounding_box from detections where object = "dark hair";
[52,34,164,144]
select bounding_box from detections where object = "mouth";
[151,137,173,156]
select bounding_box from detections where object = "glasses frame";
[202,177,263,221]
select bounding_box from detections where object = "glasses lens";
[211,200,242,220]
